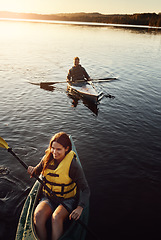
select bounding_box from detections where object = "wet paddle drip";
[104,93,115,99]
[0,166,10,176]
[94,82,115,99]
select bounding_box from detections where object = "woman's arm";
[27,157,44,177]
[69,158,90,219]
[69,206,83,221]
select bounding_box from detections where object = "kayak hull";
[15,136,89,240]
[67,81,103,104]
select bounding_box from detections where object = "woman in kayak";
[28,132,90,240]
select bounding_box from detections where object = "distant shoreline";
[1,17,161,31]
[0,11,161,28]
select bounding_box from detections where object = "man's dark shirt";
[67,64,90,81]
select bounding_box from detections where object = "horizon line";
[0,10,160,16]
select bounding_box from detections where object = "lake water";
[0,19,161,240]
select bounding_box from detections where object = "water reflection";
[67,89,99,116]
[40,82,55,92]
[39,82,99,115]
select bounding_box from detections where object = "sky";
[0,0,161,15]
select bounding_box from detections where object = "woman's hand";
[27,166,35,178]
[69,206,83,221]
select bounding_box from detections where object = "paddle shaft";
[29,77,116,86]
[7,148,100,240]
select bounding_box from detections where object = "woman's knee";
[34,202,52,226]
[34,209,44,226]
[52,212,60,224]
[52,206,68,225]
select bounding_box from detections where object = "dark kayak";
[15,136,89,240]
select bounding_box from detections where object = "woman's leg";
[34,201,53,240]
[51,204,69,240]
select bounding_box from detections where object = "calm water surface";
[0,20,161,240]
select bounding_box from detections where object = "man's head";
[74,57,80,66]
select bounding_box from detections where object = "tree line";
[0,11,161,27]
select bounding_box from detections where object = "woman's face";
[51,141,69,162]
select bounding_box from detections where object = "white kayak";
[67,80,103,104]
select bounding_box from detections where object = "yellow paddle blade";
[0,137,9,149]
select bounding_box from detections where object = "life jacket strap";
[44,177,74,187]
[47,173,59,177]
[55,184,77,196]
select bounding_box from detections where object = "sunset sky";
[0,0,160,14]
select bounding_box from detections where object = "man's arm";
[82,67,91,81]
[67,69,72,82]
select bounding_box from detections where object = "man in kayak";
[67,57,91,82]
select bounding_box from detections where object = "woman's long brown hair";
[42,132,72,174]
